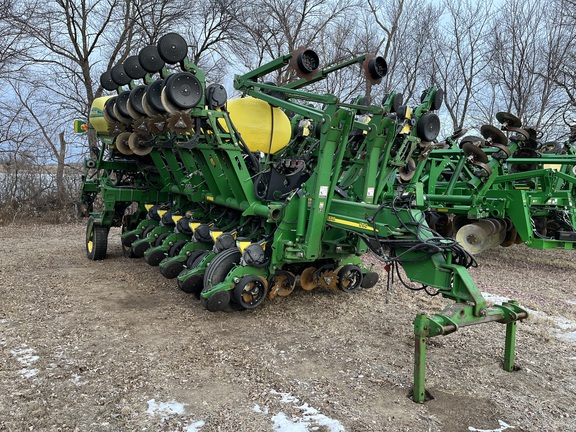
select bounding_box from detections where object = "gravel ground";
[0,223,575,431]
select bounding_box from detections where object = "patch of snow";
[481,292,511,305]
[557,331,576,341]
[272,412,309,432]
[11,347,39,367]
[183,420,205,432]
[146,399,204,430]
[71,373,86,386]
[271,390,300,404]
[146,399,186,420]
[468,419,514,432]
[482,292,576,344]
[296,402,346,431]
[253,404,269,414]
[11,345,39,378]
[19,368,38,378]
[555,316,576,330]
[267,391,346,432]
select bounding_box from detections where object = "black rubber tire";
[154,232,171,247]
[144,248,166,266]
[203,248,241,289]
[185,250,208,267]
[121,232,137,247]
[160,260,184,279]
[86,216,108,261]
[141,225,155,238]
[202,290,231,312]
[121,226,138,258]
[178,251,210,296]
[360,271,379,288]
[122,244,137,258]
[132,239,151,258]
[201,248,242,311]
[169,240,187,257]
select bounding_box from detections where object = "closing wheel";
[202,290,232,312]
[144,248,166,266]
[169,240,187,257]
[233,276,269,309]
[132,238,151,258]
[160,261,184,279]
[121,226,137,258]
[178,251,210,296]
[337,265,363,292]
[86,216,108,261]
[361,271,379,288]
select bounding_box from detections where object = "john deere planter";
[76,32,576,402]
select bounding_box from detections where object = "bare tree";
[232,0,358,85]
[368,0,441,104]
[488,0,566,132]
[431,0,495,131]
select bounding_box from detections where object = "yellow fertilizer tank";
[89,96,113,134]
[221,97,291,154]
